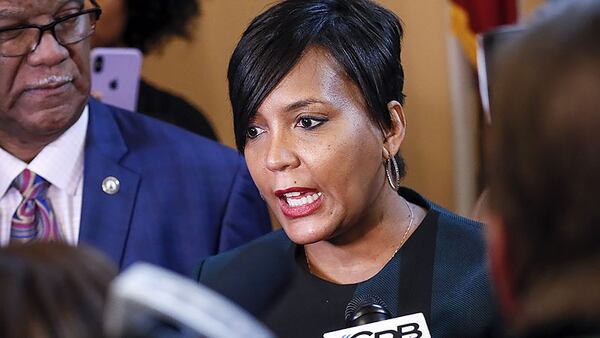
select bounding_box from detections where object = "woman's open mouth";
[276,190,323,218]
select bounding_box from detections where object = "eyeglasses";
[0,8,102,57]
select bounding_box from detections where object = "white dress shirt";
[0,107,88,246]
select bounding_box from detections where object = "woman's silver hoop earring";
[385,156,401,191]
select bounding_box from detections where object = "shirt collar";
[0,148,26,198]
[0,106,88,196]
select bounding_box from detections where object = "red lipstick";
[275,187,323,219]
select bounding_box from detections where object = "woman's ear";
[383,100,406,156]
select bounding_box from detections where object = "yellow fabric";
[450,2,478,67]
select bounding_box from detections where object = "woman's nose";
[265,133,300,172]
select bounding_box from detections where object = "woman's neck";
[304,190,425,284]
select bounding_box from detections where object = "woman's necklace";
[305,197,414,275]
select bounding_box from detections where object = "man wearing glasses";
[0,0,271,275]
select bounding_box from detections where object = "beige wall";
[142,0,459,210]
[520,0,547,20]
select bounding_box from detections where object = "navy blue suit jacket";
[78,98,271,276]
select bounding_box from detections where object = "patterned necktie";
[10,169,62,243]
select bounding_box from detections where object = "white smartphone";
[90,47,143,111]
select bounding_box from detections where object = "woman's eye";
[246,126,265,139]
[296,117,326,129]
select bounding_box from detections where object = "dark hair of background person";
[0,243,118,338]
[487,0,600,300]
[122,0,199,54]
[228,0,407,177]
[127,0,218,141]
[92,0,218,141]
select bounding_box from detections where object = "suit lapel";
[79,99,140,268]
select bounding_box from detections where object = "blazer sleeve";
[217,157,271,252]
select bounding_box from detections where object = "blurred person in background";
[92,0,218,140]
[486,1,600,337]
[197,0,502,337]
[0,0,270,275]
[0,242,117,338]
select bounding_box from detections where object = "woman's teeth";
[284,192,322,207]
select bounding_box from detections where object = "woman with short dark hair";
[197,1,502,337]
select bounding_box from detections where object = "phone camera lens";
[94,56,104,73]
[109,79,119,90]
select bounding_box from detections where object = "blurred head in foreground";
[0,242,117,338]
[487,0,600,335]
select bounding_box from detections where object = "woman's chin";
[282,223,333,246]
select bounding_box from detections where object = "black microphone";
[325,294,430,337]
[344,294,392,327]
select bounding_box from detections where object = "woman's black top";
[197,188,503,338]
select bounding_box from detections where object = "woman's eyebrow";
[284,99,327,112]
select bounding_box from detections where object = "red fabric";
[452,0,517,33]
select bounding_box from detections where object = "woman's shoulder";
[198,229,291,278]
[195,229,296,315]
[431,203,485,237]
[427,203,502,337]
[400,186,484,239]
[427,202,487,275]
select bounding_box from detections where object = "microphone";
[103,263,274,338]
[344,294,392,327]
[323,294,431,338]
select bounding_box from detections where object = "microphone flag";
[323,312,430,338]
